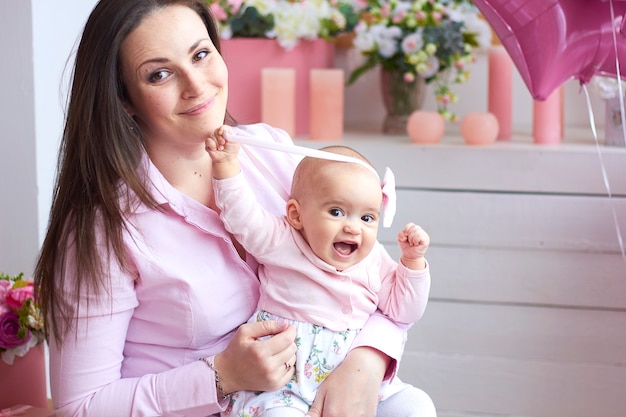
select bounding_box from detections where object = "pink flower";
[0,281,10,311]
[210,4,228,21]
[5,282,34,310]
[392,11,406,24]
[380,3,391,18]
[227,0,244,14]
[0,311,31,349]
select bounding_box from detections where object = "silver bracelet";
[199,357,231,399]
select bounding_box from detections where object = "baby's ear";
[285,199,303,230]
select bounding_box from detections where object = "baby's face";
[297,165,382,271]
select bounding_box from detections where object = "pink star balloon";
[472,0,626,100]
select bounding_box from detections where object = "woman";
[34,1,437,416]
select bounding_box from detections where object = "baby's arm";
[374,223,431,325]
[397,223,430,270]
[205,126,241,179]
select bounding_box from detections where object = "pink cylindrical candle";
[488,45,513,140]
[309,69,344,140]
[533,87,562,145]
[262,68,296,138]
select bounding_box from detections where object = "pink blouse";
[49,123,409,417]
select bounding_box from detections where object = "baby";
[206,126,432,417]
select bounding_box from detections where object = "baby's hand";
[205,126,241,179]
[205,125,240,163]
[397,223,430,270]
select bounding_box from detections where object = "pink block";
[220,38,335,136]
[0,344,48,409]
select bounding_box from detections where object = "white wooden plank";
[296,135,626,195]
[378,190,626,252]
[397,351,626,417]
[404,302,626,366]
[384,245,626,309]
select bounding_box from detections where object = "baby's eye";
[329,208,344,217]
[362,214,375,223]
[148,69,170,83]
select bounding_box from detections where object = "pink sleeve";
[49,244,225,417]
[377,252,431,325]
[348,311,410,381]
[50,314,225,417]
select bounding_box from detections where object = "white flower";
[591,76,625,100]
[447,4,492,49]
[245,0,273,16]
[1,335,40,366]
[401,31,424,55]
[417,55,440,78]
[353,22,378,53]
[369,25,402,58]
[220,25,233,40]
[266,1,323,49]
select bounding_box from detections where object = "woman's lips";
[182,96,214,116]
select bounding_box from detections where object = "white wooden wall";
[300,133,626,417]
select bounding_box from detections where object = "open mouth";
[333,242,358,256]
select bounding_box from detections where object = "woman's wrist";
[199,356,232,399]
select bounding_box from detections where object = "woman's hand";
[306,347,389,417]
[214,320,297,394]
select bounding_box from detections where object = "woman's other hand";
[306,347,388,417]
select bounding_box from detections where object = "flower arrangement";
[206,0,365,50]
[348,0,492,121]
[0,273,44,365]
[591,76,624,100]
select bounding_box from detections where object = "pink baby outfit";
[213,165,431,415]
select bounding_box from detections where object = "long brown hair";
[34,0,228,344]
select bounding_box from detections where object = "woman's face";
[121,5,228,150]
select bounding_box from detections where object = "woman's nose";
[181,69,204,98]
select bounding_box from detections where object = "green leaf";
[347,59,378,85]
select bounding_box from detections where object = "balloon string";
[582,85,626,262]
[609,0,626,142]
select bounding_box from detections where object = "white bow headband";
[225,131,397,228]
